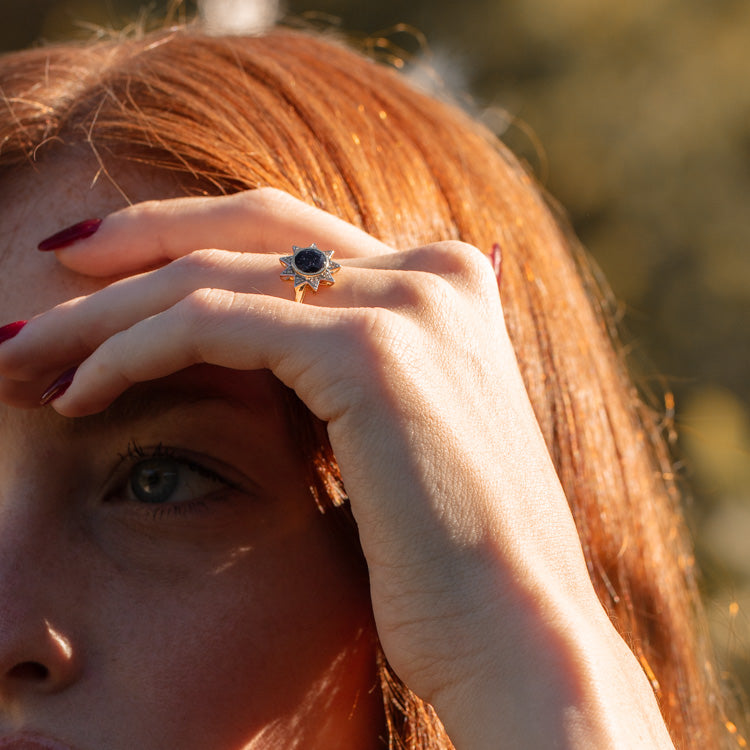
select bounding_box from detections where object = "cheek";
[89,514,378,749]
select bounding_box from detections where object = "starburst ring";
[279,243,341,303]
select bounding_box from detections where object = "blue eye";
[123,451,229,506]
[130,457,180,504]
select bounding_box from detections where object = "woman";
[0,26,737,749]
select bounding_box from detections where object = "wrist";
[428,585,674,750]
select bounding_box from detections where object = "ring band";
[280,243,341,303]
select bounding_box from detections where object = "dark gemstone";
[294,247,326,274]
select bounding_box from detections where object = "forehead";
[0,157,179,320]
[0,158,290,447]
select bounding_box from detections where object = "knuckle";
[428,240,493,280]
[127,198,164,221]
[239,187,322,230]
[175,288,239,361]
[400,269,455,312]
[168,248,246,289]
[241,186,301,213]
[178,287,233,326]
[97,330,132,372]
[172,247,226,274]
[339,307,411,371]
[400,241,498,304]
[124,200,180,258]
[60,296,111,355]
[343,306,392,345]
[431,241,500,301]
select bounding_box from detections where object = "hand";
[0,188,673,749]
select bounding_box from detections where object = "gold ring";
[279,243,341,303]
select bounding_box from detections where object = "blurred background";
[2,0,749,699]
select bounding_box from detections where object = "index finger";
[38,187,393,277]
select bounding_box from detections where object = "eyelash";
[109,441,236,520]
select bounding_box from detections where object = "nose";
[0,514,82,703]
[0,614,79,699]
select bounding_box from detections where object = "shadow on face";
[0,158,383,749]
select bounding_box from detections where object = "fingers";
[41,188,393,277]
[0,242,494,390]
[0,250,416,387]
[37,292,382,420]
[6,172,499,416]
[1,238,494,384]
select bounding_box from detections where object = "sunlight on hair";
[403,46,469,103]
[725,719,748,747]
[198,0,280,35]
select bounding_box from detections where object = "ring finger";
[0,247,423,392]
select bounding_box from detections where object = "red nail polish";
[0,320,26,344]
[40,367,77,405]
[38,219,102,251]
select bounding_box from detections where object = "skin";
[0,162,382,749]
[0,157,676,749]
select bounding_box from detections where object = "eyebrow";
[60,384,256,436]
[49,382,274,497]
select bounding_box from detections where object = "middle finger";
[0,249,407,384]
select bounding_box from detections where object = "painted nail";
[0,320,26,345]
[40,366,77,405]
[38,218,102,251]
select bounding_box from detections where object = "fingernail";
[38,218,102,251]
[40,366,77,405]
[0,320,26,344]
[490,242,503,287]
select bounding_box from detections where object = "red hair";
[0,26,737,748]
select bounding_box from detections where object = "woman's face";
[0,160,381,749]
